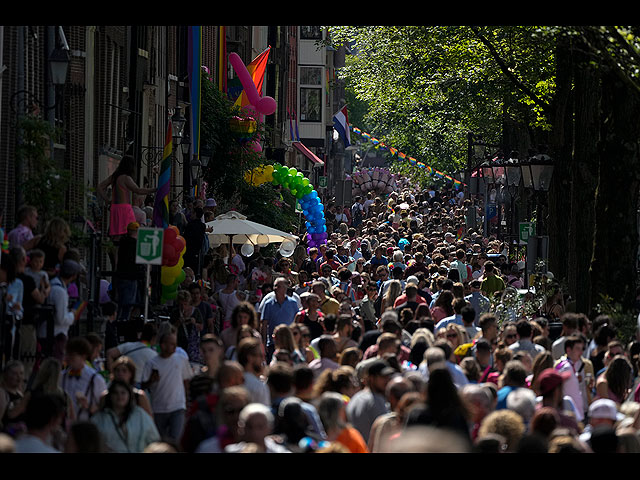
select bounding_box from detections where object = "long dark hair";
[606,355,633,401]
[112,155,136,187]
[427,365,467,420]
[104,379,136,426]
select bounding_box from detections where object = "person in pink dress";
[98,155,156,238]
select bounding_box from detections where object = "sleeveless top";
[111,175,132,205]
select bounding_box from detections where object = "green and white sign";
[318,176,327,188]
[136,227,164,265]
[519,222,536,244]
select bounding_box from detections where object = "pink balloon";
[229,52,276,116]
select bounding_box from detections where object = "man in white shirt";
[60,337,107,421]
[554,335,587,423]
[106,322,158,387]
[237,337,270,406]
[141,327,193,443]
[42,260,82,361]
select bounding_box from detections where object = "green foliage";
[16,114,72,224]
[200,70,298,233]
[594,294,638,345]
[327,25,558,182]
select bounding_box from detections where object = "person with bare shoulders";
[97,155,156,239]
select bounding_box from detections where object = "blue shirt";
[496,386,520,410]
[261,295,300,347]
[435,314,463,332]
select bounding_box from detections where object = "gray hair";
[460,384,494,411]
[424,347,446,368]
[238,403,274,431]
[506,388,536,423]
[317,392,347,432]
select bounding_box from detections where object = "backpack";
[181,394,219,453]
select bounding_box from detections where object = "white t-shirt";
[243,371,270,406]
[60,365,108,421]
[116,342,158,384]
[142,353,194,414]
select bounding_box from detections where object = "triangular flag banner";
[348,125,467,187]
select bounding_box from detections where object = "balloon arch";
[245,163,327,248]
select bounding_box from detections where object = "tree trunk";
[547,33,574,285]
[590,71,640,311]
[570,40,601,314]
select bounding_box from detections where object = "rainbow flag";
[153,121,173,229]
[188,26,202,168]
[456,226,464,241]
[234,46,271,110]
[72,300,88,319]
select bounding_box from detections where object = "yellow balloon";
[161,266,175,286]
[161,257,184,285]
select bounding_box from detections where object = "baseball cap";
[127,222,140,231]
[60,259,84,278]
[367,359,396,377]
[537,368,571,395]
[588,399,625,422]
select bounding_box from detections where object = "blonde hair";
[383,280,403,308]
[273,324,297,353]
[30,357,63,394]
[43,217,71,247]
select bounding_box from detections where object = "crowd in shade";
[2,180,640,454]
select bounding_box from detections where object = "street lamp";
[481,162,495,183]
[190,159,201,187]
[49,46,70,86]
[529,154,554,192]
[171,105,187,140]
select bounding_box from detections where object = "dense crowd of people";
[2,177,640,454]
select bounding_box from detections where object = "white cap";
[588,399,624,421]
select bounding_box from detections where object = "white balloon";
[256,234,270,247]
[241,242,255,257]
[279,240,296,257]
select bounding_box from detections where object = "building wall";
[1,25,307,232]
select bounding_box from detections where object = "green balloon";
[290,188,298,197]
[289,168,297,176]
[302,178,310,187]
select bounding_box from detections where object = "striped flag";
[153,121,173,229]
[332,105,351,147]
[188,26,202,190]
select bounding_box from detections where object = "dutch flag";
[333,106,351,148]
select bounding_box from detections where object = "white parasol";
[206,211,298,259]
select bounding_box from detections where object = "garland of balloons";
[348,167,401,197]
[160,226,187,303]
[244,163,328,248]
